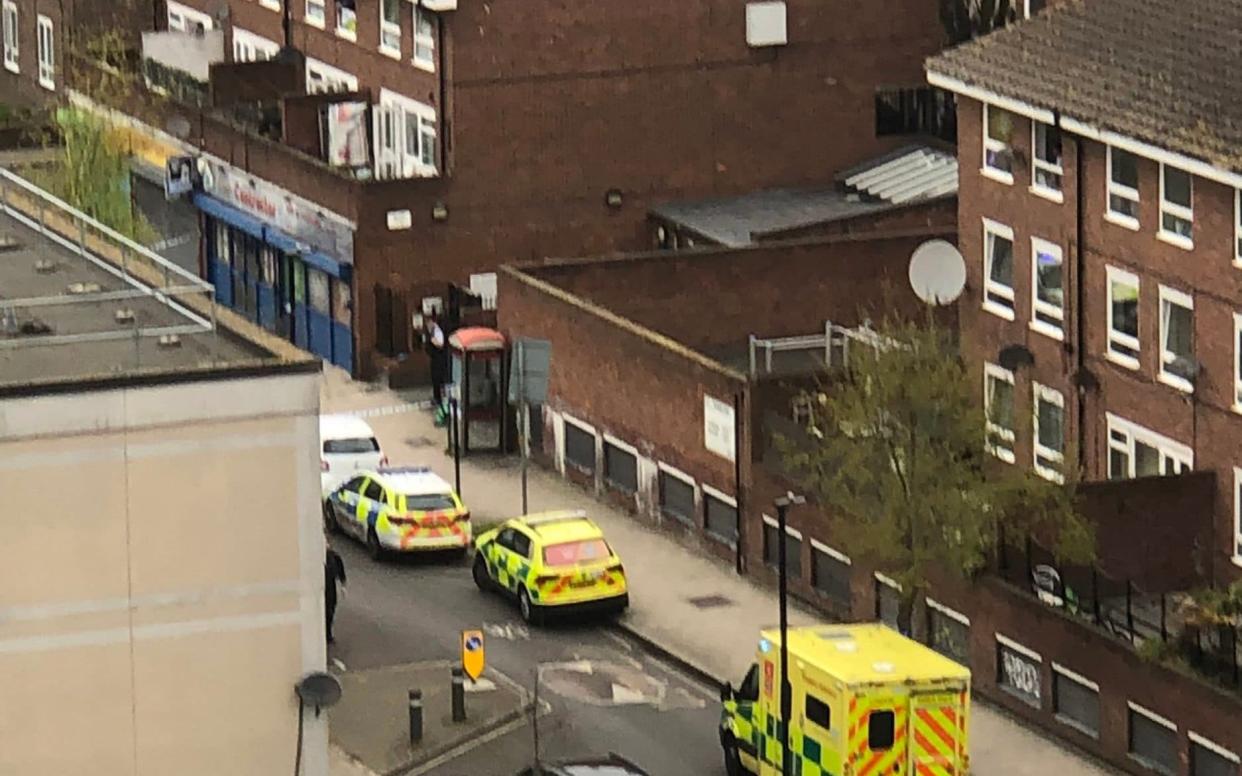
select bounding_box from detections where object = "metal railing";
[0,165,218,351]
[748,321,895,377]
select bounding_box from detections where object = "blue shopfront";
[189,162,356,371]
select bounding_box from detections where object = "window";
[1236,190,1242,266]
[982,104,1014,182]
[658,467,695,523]
[1031,121,1062,197]
[737,664,760,701]
[1235,314,1242,409]
[403,493,455,511]
[543,539,610,567]
[868,710,895,750]
[1023,0,1047,17]
[362,480,384,502]
[233,29,278,62]
[996,636,1042,708]
[985,363,1016,463]
[811,540,851,608]
[927,599,970,666]
[377,89,438,178]
[1107,146,1140,226]
[983,219,1015,318]
[874,86,956,142]
[1107,413,1192,480]
[1159,164,1193,246]
[306,58,358,94]
[1052,665,1099,737]
[260,0,281,11]
[806,695,831,730]
[340,476,365,494]
[1234,468,1242,562]
[1107,266,1140,367]
[1033,383,1065,481]
[35,15,52,90]
[603,439,638,494]
[1158,286,1194,390]
[511,531,532,559]
[323,437,379,454]
[1190,733,1240,776]
[762,515,802,579]
[335,0,356,38]
[703,487,738,544]
[305,0,326,27]
[167,0,211,33]
[380,0,401,54]
[875,574,901,631]
[413,7,436,70]
[1031,237,1063,337]
[2,1,17,73]
[562,417,596,474]
[1128,703,1178,775]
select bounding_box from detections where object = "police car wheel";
[322,502,339,535]
[472,556,492,591]
[366,529,384,561]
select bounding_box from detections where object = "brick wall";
[755,197,960,243]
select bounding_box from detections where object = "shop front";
[191,160,356,371]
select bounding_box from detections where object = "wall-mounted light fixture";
[431,202,449,222]
[604,189,623,209]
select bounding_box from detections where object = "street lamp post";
[773,491,805,776]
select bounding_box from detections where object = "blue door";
[330,277,353,371]
[306,266,333,363]
[256,245,278,330]
[209,220,233,307]
[291,260,308,349]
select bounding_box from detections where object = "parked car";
[324,466,470,559]
[320,414,385,497]
[515,753,649,775]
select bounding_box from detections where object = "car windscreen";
[404,493,457,511]
[542,539,610,567]
[323,437,380,454]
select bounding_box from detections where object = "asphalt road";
[327,540,725,776]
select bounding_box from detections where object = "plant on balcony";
[782,315,1094,637]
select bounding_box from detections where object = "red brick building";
[0,0,949,377]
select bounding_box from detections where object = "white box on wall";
[746,1,788,47]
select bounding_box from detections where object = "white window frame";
[1234,313,1242,412]
[304,0,326,28]
[1106,145,1140,230]
[232,28,279,63]
[377,89,438,179]
[1030,236,1064,340]
[260,0,282,11]
[334,0,356,40]
[1032,383,1064,482]
[874,572,902,592]
[379,0,401,57]
[1234,467,1242,567]
[2,0,18,74]
[1158,164,1194,250]
[35,14,52,90]
[982,103,1014,185]
[1106,413,1192,480]
[413,6,436,71]
[984,362,1016,464]
[1127,701,1176,732]
[560,413,597,473]
[167,0,214,33]
[982,218,1016,320]
[1157,284,1194,393]
[810,538,851,566]
[1030,120,1063,202]
[1235,189,1242,268]
[306,57,357,94]
[1106,265,1140,369]
[926,597,970,627]
[1190,732,1241,769]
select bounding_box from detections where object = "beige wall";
[0,371,327,776]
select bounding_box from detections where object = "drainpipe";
[733,389,745,576]
[1064,109,1089,475]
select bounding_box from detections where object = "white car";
[320,414,385,497]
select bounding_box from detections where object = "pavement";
[320,366,1120,776]
[330,661,527,776]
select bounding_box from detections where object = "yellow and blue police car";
[325,466,470,559]
[472,510,628,624]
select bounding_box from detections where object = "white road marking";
[332,658,347,672]
[405,700,551,776]
[611,683,646,705]
[348,402,426,419]
[483,622,530,641]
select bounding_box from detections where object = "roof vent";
[114,308,136,324]
[157,334,182,348]
[66,282,103,295]
[34,259,56,273]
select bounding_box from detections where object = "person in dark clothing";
[424,312,448,409]
[325,544,347,644]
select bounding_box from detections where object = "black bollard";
[408,689,423,744]
[451,667,466,722]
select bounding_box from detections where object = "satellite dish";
[295,672,342,716]
[908,239,966,306]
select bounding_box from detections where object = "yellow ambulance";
[719,624,970,776]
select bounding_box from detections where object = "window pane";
[928,609,970,665]
[1035,247,1063,310]
[1111,282,1139,338]
[416,7,434,35]
[1037,398,1064,452]
[382,0,399,23]
[1112,148,1138,188]
[1053,671,1099,735]
[603,443,637,493]
[997,643,1042,707]
[564,423,595,472]
[763,522,779,566]
[986,105,1010,143]
[659,471,694,522]
[1129,710,1178,775]
[1109,448,1130,479]
[876,581,900,630]
[1135,441,1160,477]
[989,376,1014,430]
[704,495,738,542]
[1035,122,1061,166]
[868,710,896,750]
[988,233,1014,288]
[1163,301,1193,361]
[1164,167,1192,208]
[812,547,851,606]
[806,696,831,730]
[1191,742,1236,776]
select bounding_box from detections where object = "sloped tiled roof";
[926,0,1242,173]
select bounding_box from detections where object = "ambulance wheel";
[722,735,744,776]
[472,556,492,592]
[366,529,385,561]
[518,588,541,625]
[322,502,339,535]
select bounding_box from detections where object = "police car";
[472,511,628,624]
[324,466,470,559]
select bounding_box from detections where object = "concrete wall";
[0,370,328,776]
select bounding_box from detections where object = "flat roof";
[0,175,312,392]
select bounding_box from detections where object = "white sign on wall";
[704,395,736,461]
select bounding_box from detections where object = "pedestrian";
[325,543,347,644]
[423,312,448,418]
